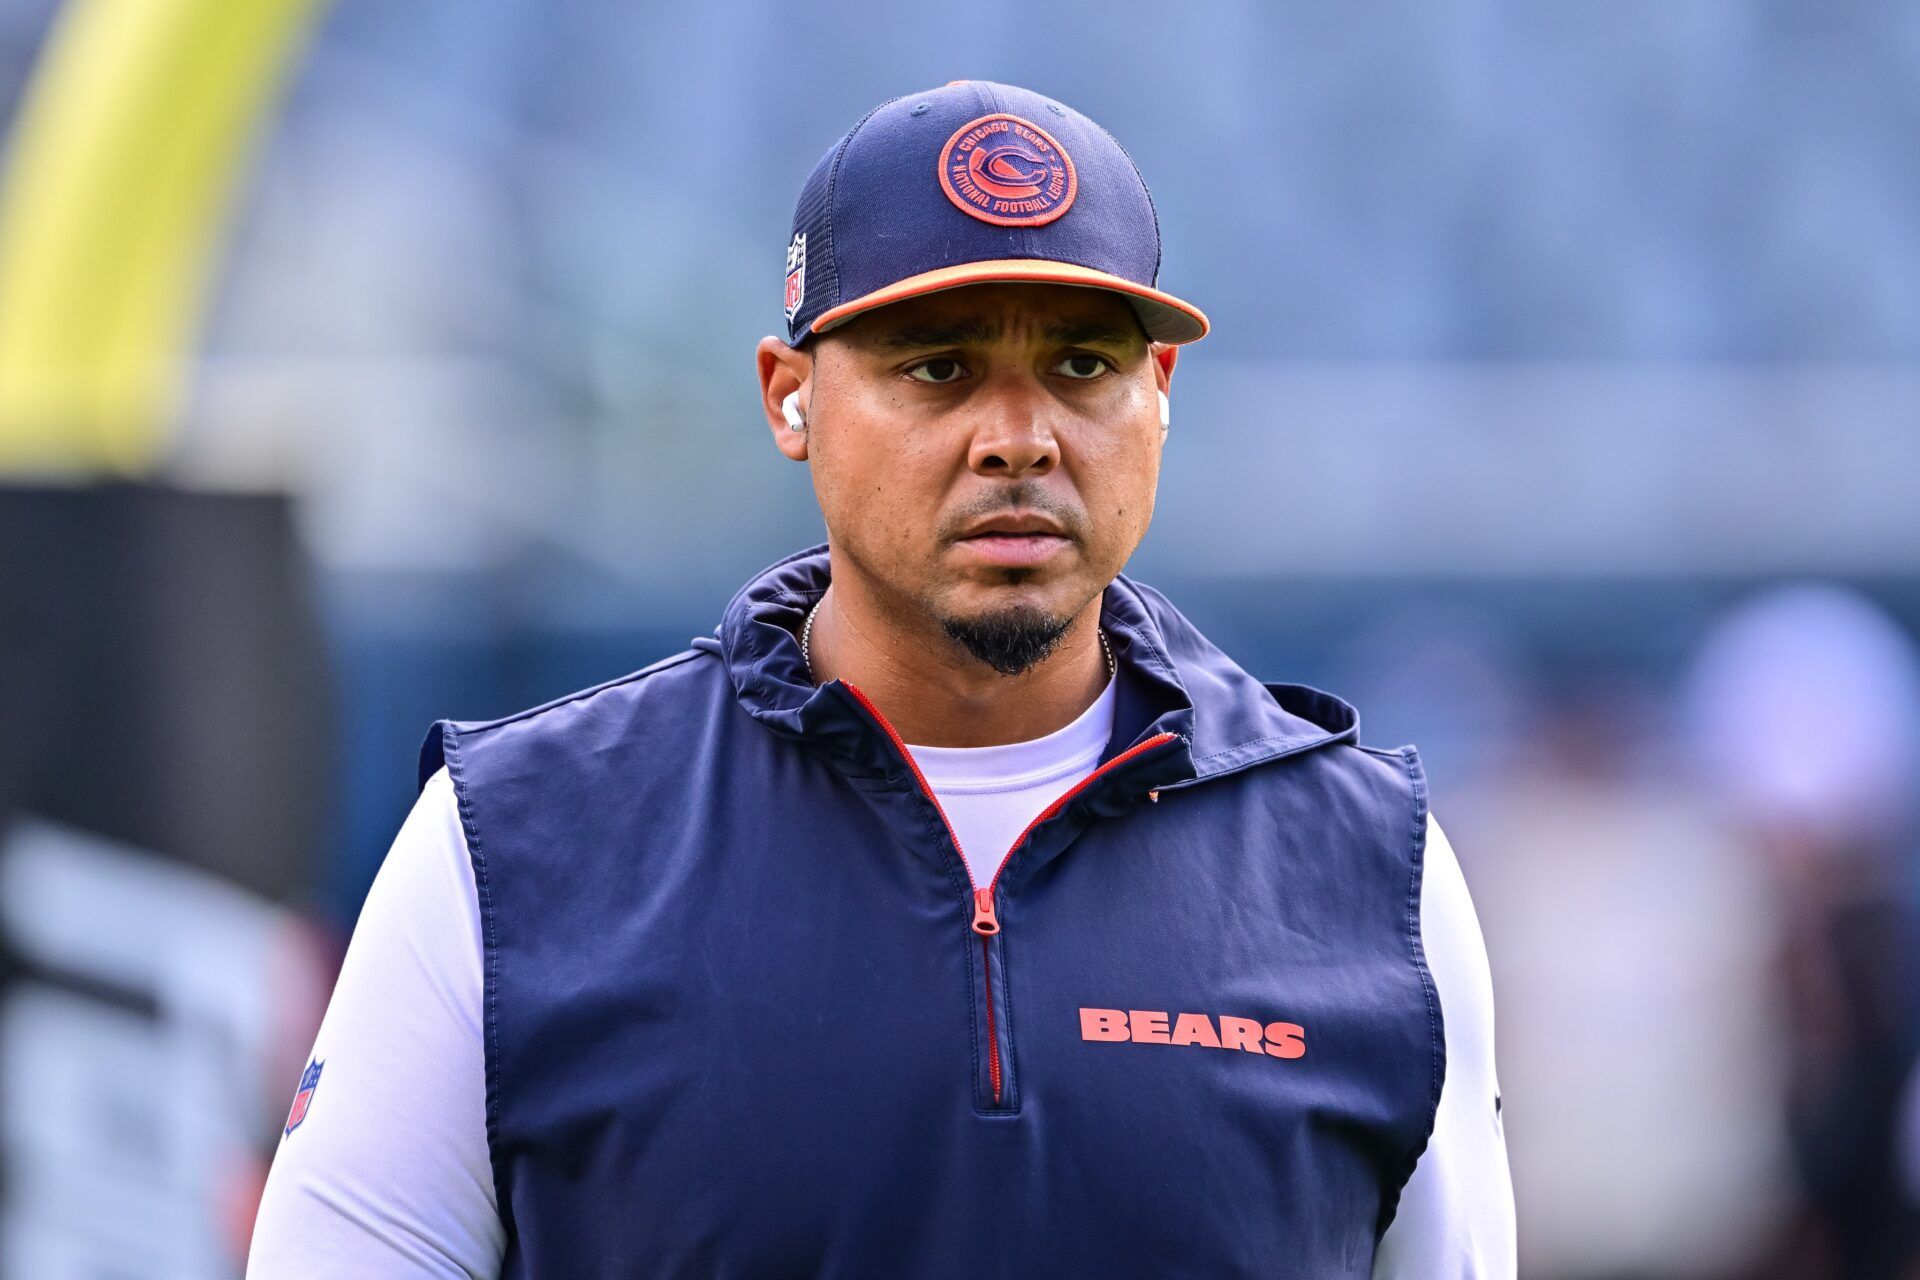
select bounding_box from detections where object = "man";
[248,80,1514,1277]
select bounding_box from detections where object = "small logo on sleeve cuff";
[283,1057,324,1137]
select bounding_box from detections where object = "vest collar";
[699,543,1358,797]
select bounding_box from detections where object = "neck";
[804,562,1111,749]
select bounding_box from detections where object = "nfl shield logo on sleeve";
[283,1058,324,1137]
[784,233,807,322]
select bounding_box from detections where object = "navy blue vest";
[419,545,1442,1279]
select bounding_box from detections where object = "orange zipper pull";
[971,887,999,935]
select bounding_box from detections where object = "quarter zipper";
[841,680,1179,1109]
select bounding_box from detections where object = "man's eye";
[907,358,966,384]
[1052,353,1111,379]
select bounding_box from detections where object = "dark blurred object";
[0,481,331,901]
[1685,585,1920,1280]
[1777,853,1920,1280]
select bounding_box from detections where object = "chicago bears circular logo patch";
[938,113,1077,227]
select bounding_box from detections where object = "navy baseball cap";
[782,80,1208,347]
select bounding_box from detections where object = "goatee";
[941,605,1072,677]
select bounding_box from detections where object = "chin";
[948,567,1067,605]
[942,575,1088,640]
[938,593,1077,677]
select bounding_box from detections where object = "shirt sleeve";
[1372,811,1517,1278]
[247,766,506,1279]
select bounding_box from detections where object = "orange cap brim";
[809,259,1209,344]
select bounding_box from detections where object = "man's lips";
[956,512,1068,539]
[953,529,1072,568]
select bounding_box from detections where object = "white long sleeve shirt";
[249,676,1514,1277]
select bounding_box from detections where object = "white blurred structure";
[0,819,326,1279]
[1455,772,1789,1278]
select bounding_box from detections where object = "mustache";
[941,483,1085,543]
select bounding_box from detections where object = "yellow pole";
[0,0,323,474]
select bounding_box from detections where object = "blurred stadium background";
[3,1,1919,1276]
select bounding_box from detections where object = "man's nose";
[965,377,1058,478]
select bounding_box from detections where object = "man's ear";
[1151,342,1178,394]
[756,336,814,461]
[1151,343,1178,430]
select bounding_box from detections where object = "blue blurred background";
[3,1,1919,1276]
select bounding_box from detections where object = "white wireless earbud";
[781,390,806,432]
[1157,389,1171,429]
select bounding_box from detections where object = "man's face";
[760,282,1176,666]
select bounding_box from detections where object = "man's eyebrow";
[865,314,1144,351]
[1044,319,1144,347]
[872,318,1001,349]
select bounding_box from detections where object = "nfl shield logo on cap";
[784,233,807,323]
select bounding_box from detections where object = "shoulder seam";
[454,647,711,738]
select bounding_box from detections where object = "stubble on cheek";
[812,446,937,616]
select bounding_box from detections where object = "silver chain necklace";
[800,593,1114,685]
